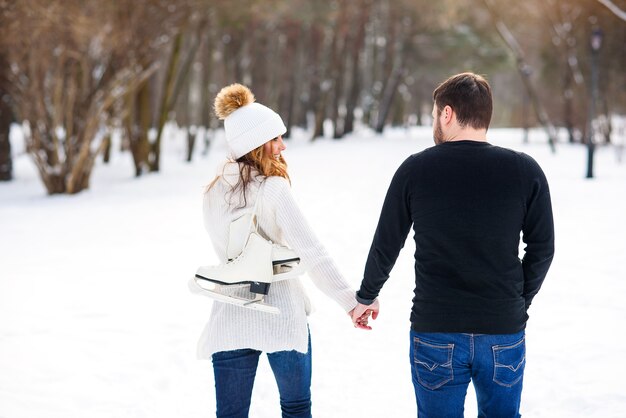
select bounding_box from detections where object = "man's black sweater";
[358,140,555,334]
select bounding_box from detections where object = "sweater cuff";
[336,289,359,313]
[355,291,376,306]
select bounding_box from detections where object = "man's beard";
[433,117,445,145]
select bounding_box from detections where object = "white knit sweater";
[196,161,356,358]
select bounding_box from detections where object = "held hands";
[349,300,380,330]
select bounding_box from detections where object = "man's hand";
[350,300,380,330]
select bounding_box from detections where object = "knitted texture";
[224,102,287,159]
[197,162,356,358]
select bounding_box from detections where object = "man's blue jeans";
[212,334,312,418]
[410,330,526,418]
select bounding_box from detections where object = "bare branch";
[597,0,626,22]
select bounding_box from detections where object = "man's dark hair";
[432,73,492,130]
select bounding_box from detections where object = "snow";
[1,125,626,418]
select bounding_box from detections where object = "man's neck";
[445,127,487,142]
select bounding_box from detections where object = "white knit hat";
[214,84,286,159]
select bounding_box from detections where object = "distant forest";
[1,0,624,193]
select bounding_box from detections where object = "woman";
[197,83,357,418]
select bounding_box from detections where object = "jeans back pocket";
[412,338,454,390]
[492,336,526,387]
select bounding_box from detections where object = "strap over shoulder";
[226,181,266,260]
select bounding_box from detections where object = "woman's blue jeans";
[212,334,312,418]
[410,330,526,418]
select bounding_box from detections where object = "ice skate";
[226,212,303,280]
[192,231,303,314]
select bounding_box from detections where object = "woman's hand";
[349,300,380,330]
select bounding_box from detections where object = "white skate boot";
[192,232,303,314]
[226,212,302,280]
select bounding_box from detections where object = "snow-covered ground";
[1,125,625,418]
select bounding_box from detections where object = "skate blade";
[191,279,280,314]
[195,274,252,287]
[194,274,250,291]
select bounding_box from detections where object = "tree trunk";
[150,32,183,172]
[415,90,423,126]
[375,65,404,133]
[601,97,612,144]
[375,8,407,134]
[128,81,152,177]
[522,89,530,144]
[0,96,13,181]
[343,1,371,137]
[290,23,312,130]
[278,22,301,138]
[312,91,328,140]
[541,0,584,144]
[329,1,349,139]
[307,26,326,140]
[597,0,626,22]
[102,132,112,164]
[186,126,196,162]
[0,50,11,180]
[563,71,575,143]
[153,27,202,169]
[391,89,406,127]
[199,16,217,156]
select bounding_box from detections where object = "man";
[352,73,554,417]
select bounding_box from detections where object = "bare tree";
[540,0,586,143]
[374,7,412,134]
[0,0,191,194]
[482,0,558,152]
[114,4,205,175]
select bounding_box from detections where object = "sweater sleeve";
[521,155,555,310]
[264,178,357,313]
[358,158,413,302]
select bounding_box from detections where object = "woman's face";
[263,135,286,159]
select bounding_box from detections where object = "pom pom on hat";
[214,83,287,159]
[214,83,256,120]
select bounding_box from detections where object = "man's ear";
[442,105,454,124]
